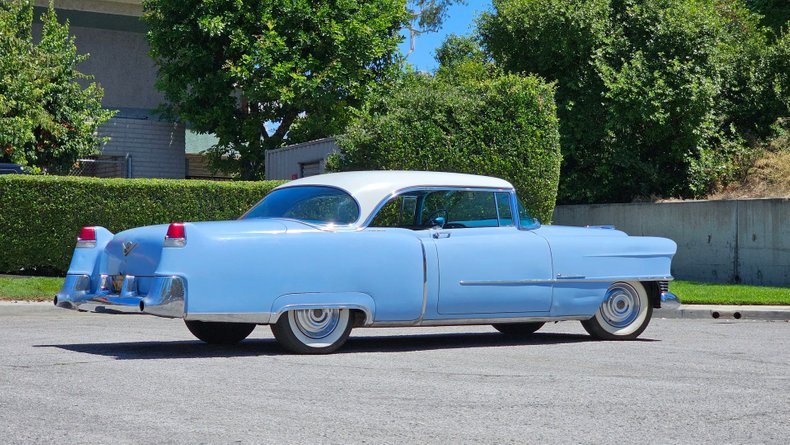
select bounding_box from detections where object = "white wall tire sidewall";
[287,309,350,349]
[595,281,649,337]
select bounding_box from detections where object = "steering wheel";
[443,222,467,229]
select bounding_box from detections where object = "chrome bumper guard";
[55,274,185,319]
[658,281,681,309]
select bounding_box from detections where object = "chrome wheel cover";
[293,308,341,339]
[599,283,641,328]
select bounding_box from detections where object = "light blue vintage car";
[56,171,679,353]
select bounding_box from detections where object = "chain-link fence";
[68,156,130,178]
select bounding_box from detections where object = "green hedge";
[330,69,562,223]
[0,175,285,275]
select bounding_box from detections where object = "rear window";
[243,186,359,225]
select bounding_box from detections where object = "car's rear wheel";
[582,281,652,340]
[271,308,352,354]
[492,322,545,336]
[184,320,256,344]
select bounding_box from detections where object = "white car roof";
[277,170,514,225]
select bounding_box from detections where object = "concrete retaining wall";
[552,199,790,286]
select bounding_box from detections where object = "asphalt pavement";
[0,302,788,444]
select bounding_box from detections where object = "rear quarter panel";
[157,226,425,322]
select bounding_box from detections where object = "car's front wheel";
[184,320,256,344]
[582,281,652,340]
[271,308,352,354]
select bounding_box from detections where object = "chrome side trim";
[184,312,272,324]
[460,279,553,286]
[556,274,586,280]
[370,314,592,327]
[459,275,674,286]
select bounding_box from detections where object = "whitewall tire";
[271,308,352,354]
[582,281,652,340]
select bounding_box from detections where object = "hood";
[533,224,629,238]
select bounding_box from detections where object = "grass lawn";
[0,276,787,305]
[670,280,790,305]
[0,276,63,302]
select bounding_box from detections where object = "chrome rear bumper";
[55,274,185,318]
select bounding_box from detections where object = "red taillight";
[78,227,96,242]
[164,222,186,247]
[76,227,97,248]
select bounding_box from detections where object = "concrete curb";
[655,304,790,321]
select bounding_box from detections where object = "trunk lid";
[103,219,291,276]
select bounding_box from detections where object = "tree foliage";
[143,0,408,179]
[0,1,114,174]
[746,0,790,37]
[404,0,466,56]
[329,60,562,223]
[479,0,789,203]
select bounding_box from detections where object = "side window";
[495,192,514,226]
[369,190,519,230]
[369,195,419,228]
[422,191,499,228]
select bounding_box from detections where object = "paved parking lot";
[1,303,788,444]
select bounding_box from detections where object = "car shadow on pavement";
[340,332,656,354]
[36,332,657,359]
[35,340,284,360]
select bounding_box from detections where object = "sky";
[398,0,493,72]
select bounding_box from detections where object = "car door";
[426,190,554,315]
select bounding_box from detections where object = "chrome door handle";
[432,232,451,239]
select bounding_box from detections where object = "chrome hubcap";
[293,308,341,339]
[600,283,641,328]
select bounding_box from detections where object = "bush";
[0,176,284,275]
[479,0,787,203]
[329,67,562,223]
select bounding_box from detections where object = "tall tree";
[144,0,408,179]
[404,0,466,56]
[479,0,786,203]
[0,1,114,174]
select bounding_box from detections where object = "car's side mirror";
[431,216,446,229]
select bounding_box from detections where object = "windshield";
[243,186,360,225]
[517,199,540,228]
